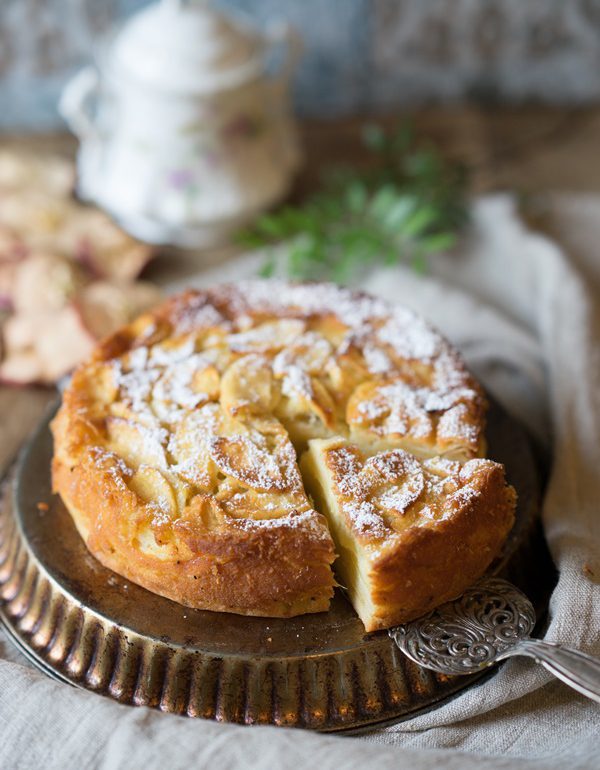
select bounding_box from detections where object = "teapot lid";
[109,0,265,93]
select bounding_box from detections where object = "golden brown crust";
[52,443,335,617]
[366,463,516,631]
[51,280,511,626]
[90,283,488,458]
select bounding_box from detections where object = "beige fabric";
[1,195,599,769]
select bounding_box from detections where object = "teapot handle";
[59,66,100,140]
[265,21,302,86]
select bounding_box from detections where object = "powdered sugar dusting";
[323,439,495,541]
[437,403,481,448]
[377,312,440,362]
[227,318,305,353]
[88,446,133,492]
[351,373,481,450]
[362,343,392,375]
[72,280,487,550]
[151,352,215,421]
[170,293,227,334]
[228,507,327,538]
[216,280,391,330]
[342,500,388,537]
[209,433,296,492]
[327,446,364,498]
[279,364,314,401]
[424,456,461,476]
[366,448,424,483]
[126,281,482,457]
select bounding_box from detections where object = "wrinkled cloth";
[1,195,598,769]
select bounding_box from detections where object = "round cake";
[51,281,516,630]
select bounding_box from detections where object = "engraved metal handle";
[506,639,600,703]
[389,578,600,705]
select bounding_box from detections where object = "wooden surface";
[1,105,599,472]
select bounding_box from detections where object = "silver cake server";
[389,577,600,703]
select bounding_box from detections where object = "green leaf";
[259,254,276,277]
[362,123,386,152]
[235,118,469,283]
[369,185,401,219]
[237,231,266,248]
[384,247,399,266]
[345,181,368,213]
[399,206,439,238]
[420,232,457,253]
[380,196,416,230]
[255,214,288,238]
[390,122,413,154]
[412,251,428,274]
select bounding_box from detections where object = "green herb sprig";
[238,123,469,283]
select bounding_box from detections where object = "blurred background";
[4,0,600,130]
[2,0,600,391]
[2,0,600,480]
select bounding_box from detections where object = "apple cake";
[52,280,516,629]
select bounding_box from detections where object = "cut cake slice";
[301,437,516,632]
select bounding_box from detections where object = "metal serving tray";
[0,401,554,732]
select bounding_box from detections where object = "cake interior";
[300,443,379,626]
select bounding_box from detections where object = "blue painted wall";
[2,0,600,131]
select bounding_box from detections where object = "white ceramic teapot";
[60,0,302,247]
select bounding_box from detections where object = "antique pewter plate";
[0,401,554,732]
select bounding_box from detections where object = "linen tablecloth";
[1,195,598,769]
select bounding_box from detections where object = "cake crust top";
[52,281,492,621]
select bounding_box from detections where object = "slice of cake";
[301,437,516,632]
